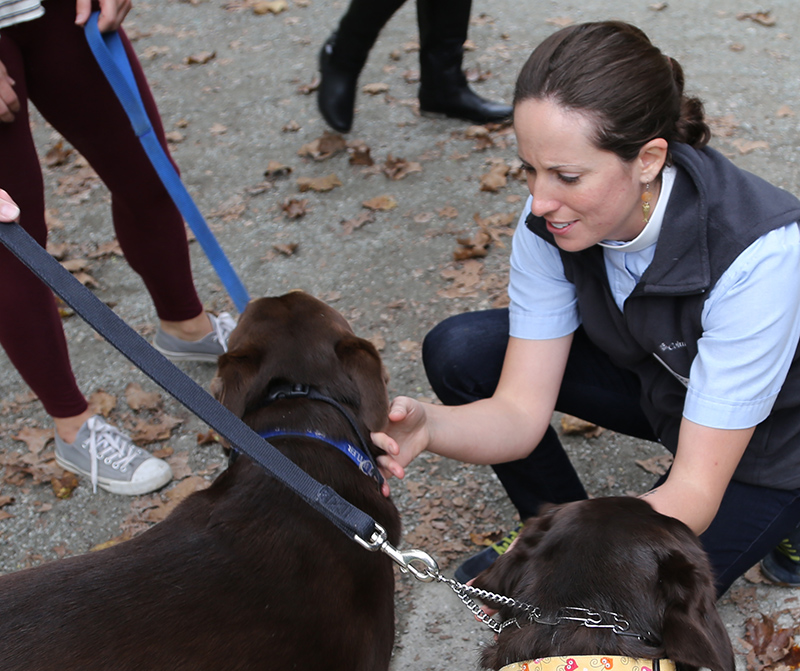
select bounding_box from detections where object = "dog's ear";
[657,547,735,671]
[335,335,388,432]
[472,506,558,597]
[212,347,265,418]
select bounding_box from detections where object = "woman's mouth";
[547,220,576,233]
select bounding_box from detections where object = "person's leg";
[17,0,204,325]
[424,311,657,520]
[0,29,88,421]
[696,480,800,596]
[317,0,407,132]
[415,0,512,123]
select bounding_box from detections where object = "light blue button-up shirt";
[508,166,800,431]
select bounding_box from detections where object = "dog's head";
[473,497,734,671]
[210,292,389,436]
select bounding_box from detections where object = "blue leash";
[83,12,250,313]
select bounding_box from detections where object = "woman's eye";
[558,173,580,184]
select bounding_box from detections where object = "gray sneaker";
[153,312,236,363]
[54,416,172,495]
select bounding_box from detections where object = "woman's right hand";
[0,58,20,123]
[0,190,20,221]
[372,396,432,482]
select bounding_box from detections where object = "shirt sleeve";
[684,223,800,429]
[508,197,581,340]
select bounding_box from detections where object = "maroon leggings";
[0,0,203,417]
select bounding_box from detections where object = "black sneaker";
[454,522,522,584]
[760,531,800,587]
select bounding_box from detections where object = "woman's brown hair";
[513,21,710,162]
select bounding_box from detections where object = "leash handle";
[83,12,250,313]
[0,220,377,543]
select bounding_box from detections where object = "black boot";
[317,0,408,133]
[416,0,512,124]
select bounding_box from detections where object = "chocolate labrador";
[473,497,734,671]
[0,292,401,671]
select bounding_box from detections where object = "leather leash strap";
[0,220,378,544]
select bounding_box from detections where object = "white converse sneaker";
[54,416,172,495]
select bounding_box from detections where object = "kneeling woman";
[374,21,800,596]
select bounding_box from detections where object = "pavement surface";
[1,0,799,668]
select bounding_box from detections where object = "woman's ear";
[638,137,669,184]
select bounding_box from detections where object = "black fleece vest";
[526,143,800,489]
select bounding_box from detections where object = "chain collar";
[438,576,660,646]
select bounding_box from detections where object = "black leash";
[0,221,377,543]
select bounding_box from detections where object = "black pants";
[423,308,800,596]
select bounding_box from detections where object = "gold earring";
[641,183,652,225]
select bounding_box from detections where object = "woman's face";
[514,98,649,252]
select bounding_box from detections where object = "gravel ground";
[1,0,799,668]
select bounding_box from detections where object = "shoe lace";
[85,416,141,493]
[212,311,236,353]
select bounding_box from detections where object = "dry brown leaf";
[61,258,89,273]
[296,77,320,95]
[88,239,123,259]
[125,383,162,411]
[560,415,605,438]
[362,82,389,95]
[649,2,668,10]
[737,11,776,27]
[51,471,79,499]
[362,195,397,211]
[44,141,74,168]
[469,530,504,547]
[438,259,483,298]
[776,105,795,118]
[341,211,375,235]
[129,415,183,444]
[184,50,216,65]
[88,390,117,417]
[0,511,14,521]
[273,243,298,256]
[166,451,192,480]
[733,139,770,154]
[437,206,459,219]
[480,163,510,192]
[282,119,301,132]
[209,123,227,135]
[281,198,308,219]
[368,334,386,351]
[545,16,574,27]
[90,532,132,552]
[165,130,185,143]
[209,195,246,221]
[13,426,53,455]
[298,131,346,161]
[383,155,423,181]
[196,429,221,446]
[347,140,374,166]
[454,230,491,261]
[252,0,287,14]
[264,160,293,177]
[296,174,342,192]
[0,495,15,508]
[635,454,674,476]
[707,114,740,138]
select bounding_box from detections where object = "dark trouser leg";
[415,0,512,123]
[318,0,407,132]
[423,309,657,520]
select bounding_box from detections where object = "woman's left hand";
[75,0,132,32]
[0,190,20,222]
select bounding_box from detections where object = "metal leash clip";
[354,523,440,582]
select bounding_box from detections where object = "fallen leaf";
[776,105,794,118]
[649,2,668,10]
[341,211,375,234]
[560,415,605,438]
[282,119,301,132]
[44,141,74,167]
[454,229,491,260]
[252,0,287,14]
[362,82,389,95]
[298,131,346,160]
[545,16,574,27]
[480,162,510,192]
[88,390,117,417]
[281,198,308,219]
[87,239,123,258]
[296,174,342,192]
[129,415,183,444]
[273,243,298,256]
[209,123,227,135]
[125,383,162,411]
[264,160,293,177]
[362,195,397,211]
[184,50,216,65]
[0,495,15,508]
[348,140,374,166]
[733,139,770,154]
[13,426,53,454]
[196,429,221,446]
[296,77,320,95]
[736,10,776,27]
[383,155,423,180]
[51,471,79,499]
[437,206,459,219]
